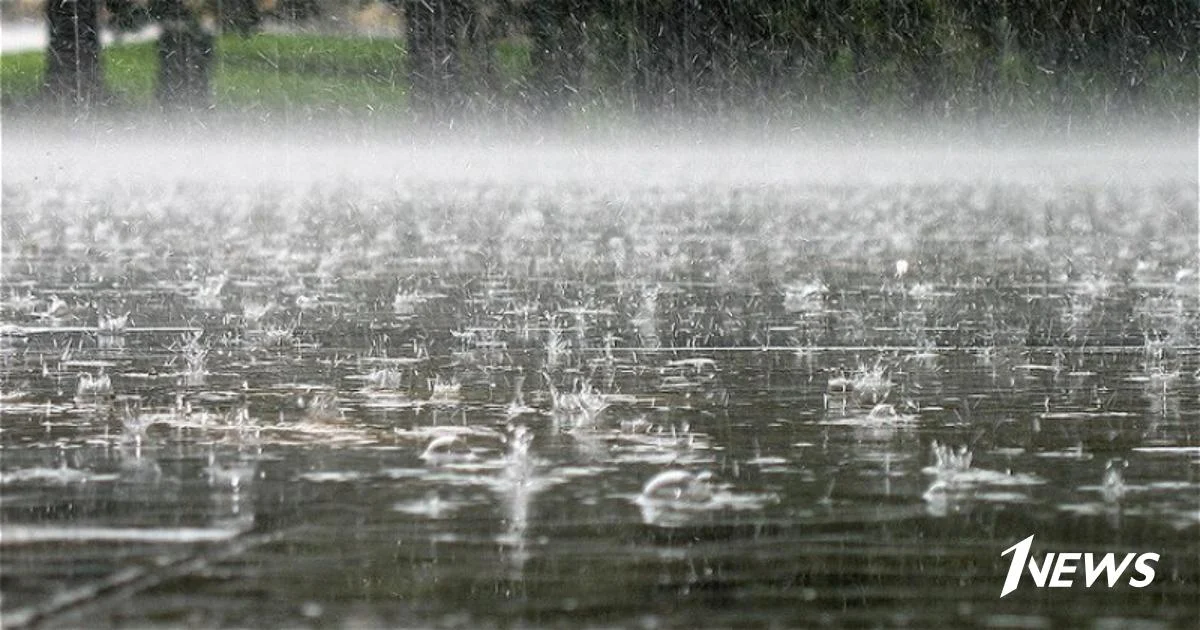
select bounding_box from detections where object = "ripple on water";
[631,487,780,528]
[297,471,366,483]
[393,493,470,518]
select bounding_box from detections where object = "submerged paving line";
[0,524,250,545]
[1,326,204,335]
[567,345,1200,354]
[2,528,287,629]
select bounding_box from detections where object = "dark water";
[2,139,1198,628]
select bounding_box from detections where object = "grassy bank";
[1,31,1193,130]
[0,34,413,114]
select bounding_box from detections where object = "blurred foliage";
[502,0,1199,119]
[373,0,1199,121]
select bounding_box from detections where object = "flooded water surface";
[2,133,1198,628]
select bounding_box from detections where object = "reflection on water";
[1,154,1198,627]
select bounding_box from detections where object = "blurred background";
[0,1,1197,127]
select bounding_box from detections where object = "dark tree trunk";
[278,0,321,22]
[526,1,587,114]
[221,0,261,36]
[631,2,668,112]
[403,0,470,114]
[44,0,105,106]
[150,0,213,110]
[156,25,213,109]
[106,0,149,33]
[629,0,712,114]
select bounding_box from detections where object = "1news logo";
[999,535,1159,597]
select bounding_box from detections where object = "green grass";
[0,48,47,97]
[103,41,159,103]
[0,33,410,113]
[1,30,1190,124]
